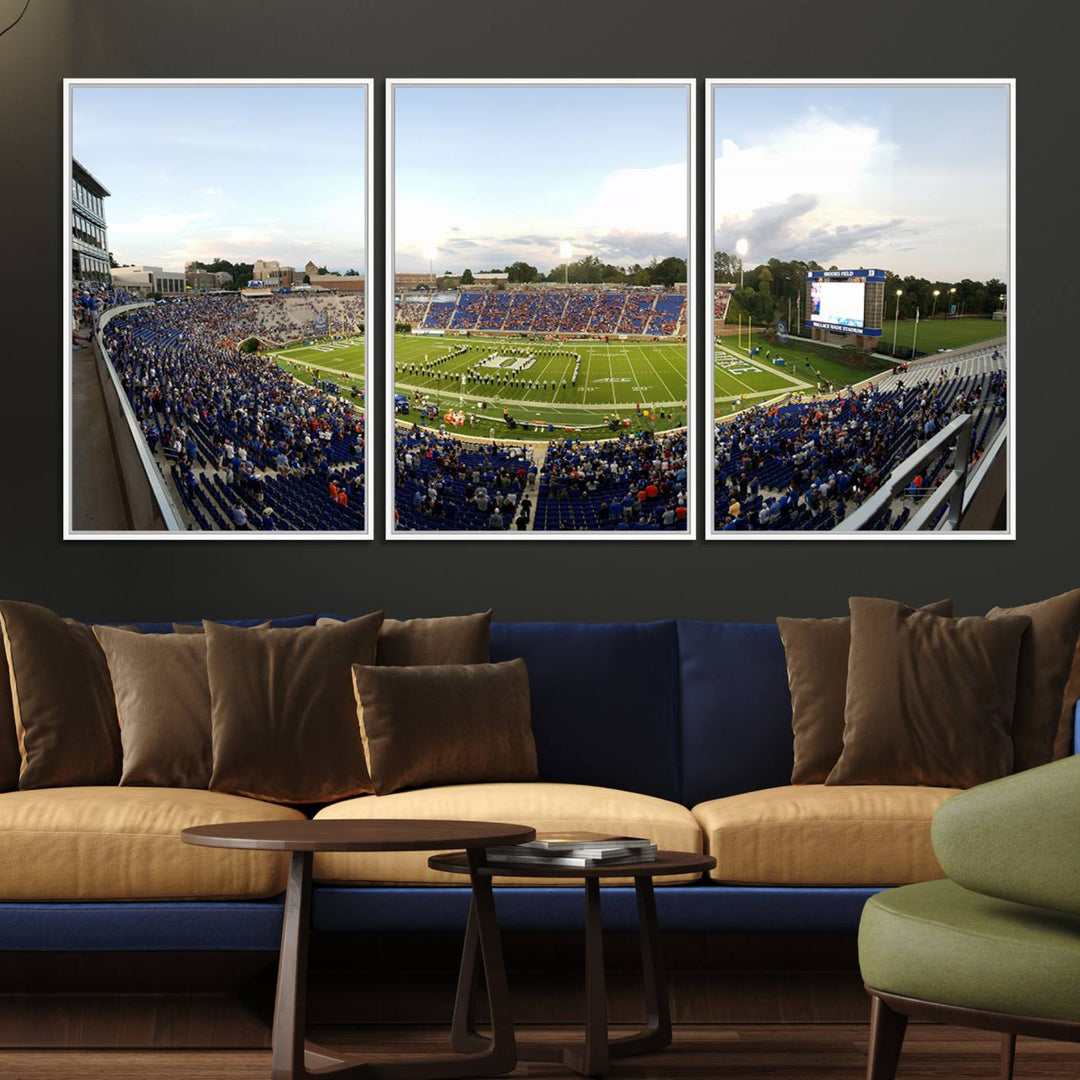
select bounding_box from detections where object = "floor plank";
[1,1024,1078,1079]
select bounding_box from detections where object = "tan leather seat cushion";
[313,782,703,886]
[693,785,959,886]
[0,787,306,900]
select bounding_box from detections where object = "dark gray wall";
[0,0,1071,622]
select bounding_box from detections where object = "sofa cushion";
[692,784,958,886]
[490,621,679,801]
[828,598,1027,788]
[0,645,17,793]
[92,625,213,788]
[0,600,122,788]
[777,600,953,784]
[0,787,305,901]
[352,660,536,795]
[312,782,702,886]
[860,879,1080,1022]
[1059,639,1080,758]
[988,589,1080,772]
[206,614,384,804]
[677,621,794,806]
[320,612,493,666]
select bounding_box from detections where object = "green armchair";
[859,755,1080,1080]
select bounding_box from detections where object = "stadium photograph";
[387,80,694,538]
[707,81,1012,538]
[66,80,372,538]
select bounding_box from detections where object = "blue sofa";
[3,616,1075,954]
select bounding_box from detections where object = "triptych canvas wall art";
[63,78,1012,542]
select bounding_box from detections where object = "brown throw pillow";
[93,626,213,788]
[827,598,1030,788]
[352,659,536,796]
[1057,639,1080,760]
[987,590,1080,772]
[0,601,121,788]
[206,613,384,803]
[317,611,492,666]
[0,646,19,792]
[173,621,271,634]
[778,599,954,784]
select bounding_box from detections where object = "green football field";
[271,337,366,397]
[882,317,1005,353]
[392,334,689,439]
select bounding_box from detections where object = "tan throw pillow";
[778,599,954,784]
[173,621,271,634]
[317,611,492,666]
[207,613,384,804]
[1057,639,1080,760]
[93,626,213,788]
[0,601,121,789]
[987,590,1080,772]
[827,597,1030,789]
[0,646,19,792]
[352,659,536,796]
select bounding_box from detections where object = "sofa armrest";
[931,756,1080,917]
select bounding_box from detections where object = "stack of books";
[484,832,657,868]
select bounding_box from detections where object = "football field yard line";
[634,342,680,403]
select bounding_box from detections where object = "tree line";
[449,254,688,289]
[716,251,1007,327]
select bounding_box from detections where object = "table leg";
[609,875,671,1058]
[272,850,317,1080]
[449,898,487,1054]
[563,877,609,1077]
[272,849,515,1080]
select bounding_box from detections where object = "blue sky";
[713,84,1010,281]
[73,84,366,272]
[394,84,690,273]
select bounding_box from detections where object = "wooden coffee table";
[429,848,716,1078]
[183,819,535,1080]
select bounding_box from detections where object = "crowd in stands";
[71,280,143,333]
[392,426,687,533]
[714,285,734,320]
[535,432,688,531]
[101,294,366,532]
[395,288,686,337]
[713,357,1007,532]
[394,427,537,531]
[249,292,364,344]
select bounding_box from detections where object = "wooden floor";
[2,1024,1080,1079]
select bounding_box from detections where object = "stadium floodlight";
[930,288,941,320]
[559,241,573,285]
[893,289,903,358]
[735,237,749,287]
[423,246,438,288]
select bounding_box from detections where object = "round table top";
[181,819,536,853]
[428,849,715,879]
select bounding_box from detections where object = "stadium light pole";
[423,246,437,290]
[735,237,749,288]
[559,241,573,286]
[948,286,957,317]
[892,289,903,358]
[931,289,941,320]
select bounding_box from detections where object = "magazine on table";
[484,833,657,866]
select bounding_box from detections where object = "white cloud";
[579,162,688,237]
[109,210,212,238]
[715,111,893,223]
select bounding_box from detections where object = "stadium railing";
[834,413,975,533]
[91,304,185,531]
